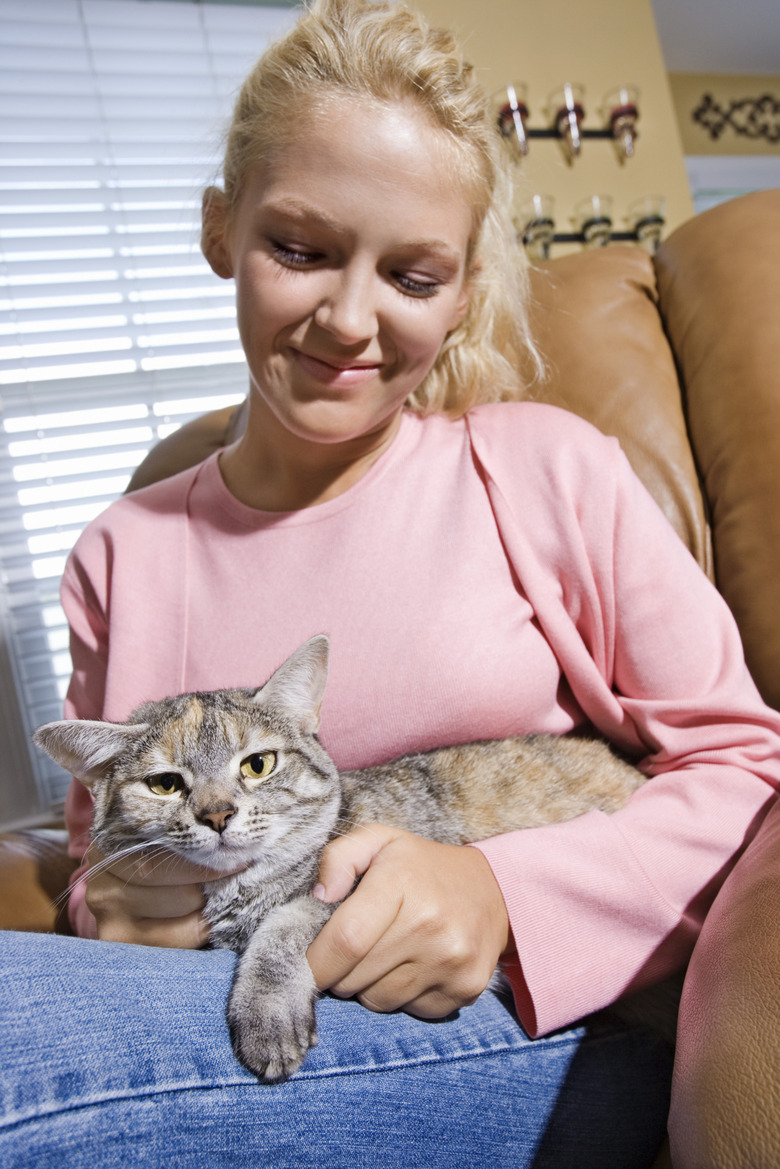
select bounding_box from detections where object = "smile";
[290,348,383,387]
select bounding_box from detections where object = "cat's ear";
[253,636,330,734]
[33,720,149,787]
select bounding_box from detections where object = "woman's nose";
[313,266,379,344]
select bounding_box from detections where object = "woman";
[2,1,779,1164]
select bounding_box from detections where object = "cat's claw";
[229,999,318,1083]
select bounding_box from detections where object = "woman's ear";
[201,186,233,279]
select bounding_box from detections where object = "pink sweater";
[63,403,780,1035]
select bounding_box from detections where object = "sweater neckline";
[199,409,423,528]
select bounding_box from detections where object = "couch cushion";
[524,246,712,577]
[655,190,780,712]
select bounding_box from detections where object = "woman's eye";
[146,773,185,797]
[240,751,277,783]
[394,272,440,298]
[271,241,320,268]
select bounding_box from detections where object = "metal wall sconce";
[573,193,614,247]
[520,194,556,261]
[494,82,641,162]
[518,194,666,262]
[602,85,640,161]
[496,82,530,156]
[547,84,586,160]
[625,195,667,252]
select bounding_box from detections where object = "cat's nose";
[196,802,237,834]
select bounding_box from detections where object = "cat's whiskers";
[128,842,198,883]
[330,816,386,842]
[57,838,174,910]
[88,834,171,871]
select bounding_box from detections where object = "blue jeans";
[0,931,671,1167]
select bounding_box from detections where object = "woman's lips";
[291,347,383,387]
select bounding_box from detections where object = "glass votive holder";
[493,82,530,158]
[547,83,585,160]
[573,194,613,248]
[518,193,555,263]
[627,195,666,253]
[602,85,640,161]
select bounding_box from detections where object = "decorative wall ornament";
[491,81,641,163]
[692,93,780,144]
[517,194,666,262]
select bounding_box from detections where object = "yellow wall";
[419,0,694,250]
[669,73,780,157]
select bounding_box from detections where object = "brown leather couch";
[2,189,779,1167]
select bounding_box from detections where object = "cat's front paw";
[228,991,318,1083]
[225,895,333,1082]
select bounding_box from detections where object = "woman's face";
[208,97,474,450]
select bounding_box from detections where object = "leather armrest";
[0,830,75,934]
[670,796,780,1168]
[655,190,780,711]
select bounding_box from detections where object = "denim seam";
[0,1035,583,1130]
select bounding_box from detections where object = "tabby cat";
[34,635,646,1082]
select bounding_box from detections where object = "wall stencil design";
[692,93,780,143]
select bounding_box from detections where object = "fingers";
[308,822,407,990]
[84,842,215,949]
[307,827,510,1020]
[93,906,210,949]
[85,861,206,921]
[313,821,403,903]
[319,884,491,1014]
[360,971,482,1021]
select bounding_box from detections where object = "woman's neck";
[217,396,405,512]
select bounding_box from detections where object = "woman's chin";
[274,396,407,449]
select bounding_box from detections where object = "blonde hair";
[221,0,543,416]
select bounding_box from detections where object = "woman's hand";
[84,842,228,948]
[306,824,511,1019]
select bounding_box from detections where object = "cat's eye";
[240,751,277,784]
[146,773,185,797]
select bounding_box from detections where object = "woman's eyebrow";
[262,198,348,236]
[262,198,462,263]
[397,238,463,265]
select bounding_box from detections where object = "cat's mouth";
[194,834,266,871]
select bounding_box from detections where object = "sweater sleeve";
[468,405,780,1036]
[60,527,112,939]
[59,468,195,939]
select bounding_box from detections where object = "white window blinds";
[0,0,297,828]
